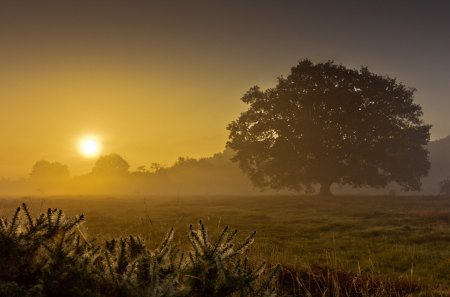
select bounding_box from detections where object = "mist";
[3,135,450,197]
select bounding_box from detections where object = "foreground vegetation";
[0,204,279,297]
[0,195,449,296]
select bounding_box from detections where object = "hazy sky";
[1,1,450,178]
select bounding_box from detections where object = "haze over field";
[1,1,450,180]
[1,136,450,196]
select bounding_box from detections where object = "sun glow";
[79,136,101,158]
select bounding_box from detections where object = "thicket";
[0,204,279,297]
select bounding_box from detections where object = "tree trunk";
[319,181,333,196]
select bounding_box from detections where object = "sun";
[79,136,101,158]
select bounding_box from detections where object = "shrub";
[0,204,279,297]
[440,177,450,196]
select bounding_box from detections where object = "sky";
[1,0,450,178]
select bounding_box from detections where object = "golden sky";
[1,1,450,178]
[0,52,253,177]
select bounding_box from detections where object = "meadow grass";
[1,194,449,293]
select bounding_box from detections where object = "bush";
[440,177,450,196]
[0,204,279,297]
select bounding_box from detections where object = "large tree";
[227,59,431,195]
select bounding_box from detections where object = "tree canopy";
[30,160,70,180]
[91,154,130,176]
[227,59,431,195]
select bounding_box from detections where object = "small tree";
[150,162,163,172]
[30,160,70,180]
[227,59,431,196]
[135,165,148,173]
[91,154,130,176]
[29,160,70,193]
[440,177,450,196]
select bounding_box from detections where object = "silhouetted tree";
[439,177,450,196]
[136,165,147,173]
[30,160,70,180]
[91,154,130,176]
[150,162,163,172]
[29,160,70,193]
[227,59,431,196]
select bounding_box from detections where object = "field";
[1,194,450,292]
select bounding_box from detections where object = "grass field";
[1,194,450,291]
